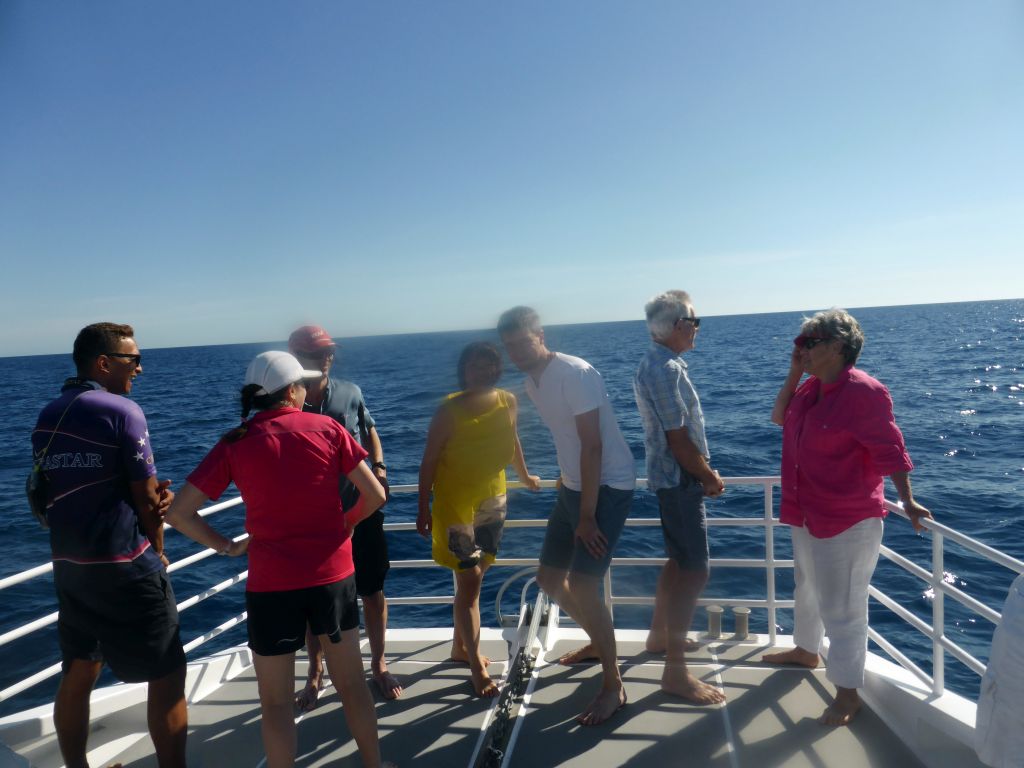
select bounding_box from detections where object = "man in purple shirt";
[31,323,186,768]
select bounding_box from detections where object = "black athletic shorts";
[349,507,390,597]
[246,575,360,656]
[55,567,186,683]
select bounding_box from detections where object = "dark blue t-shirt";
[32,380,161,581]
[305,377,375,441]
[303,377,376,507]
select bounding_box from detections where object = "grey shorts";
[539,485,633,576]
[656,475,709,571]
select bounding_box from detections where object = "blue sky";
[1,1,1022,357]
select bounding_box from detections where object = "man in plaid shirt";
[634,290,727,705]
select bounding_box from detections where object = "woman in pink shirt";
[761,309,932,727]
[166,352,392,768]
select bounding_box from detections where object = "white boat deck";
[3,627,974,768]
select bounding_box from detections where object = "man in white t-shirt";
[498,306,636,726]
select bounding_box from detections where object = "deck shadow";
[516,642,925,768]
[295,658,508,766]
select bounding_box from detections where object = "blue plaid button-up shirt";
[633,342,709,492]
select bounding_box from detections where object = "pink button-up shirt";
[780,366,913,538]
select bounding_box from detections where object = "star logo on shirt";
[134,451,144,461]
[137,436,146,447]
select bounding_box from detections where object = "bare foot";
[819,690,861,726]
[295,676,324,712]
[661,664,726,704]
[645,632,700,654]
[577,686,627,726]
[762,647,820,668]
[559,643,599,665]
[373,669,403,700]
[471,667,500,698]
[450,647,491,667]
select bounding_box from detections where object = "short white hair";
[800,308,865,365]
[644,290,693,339]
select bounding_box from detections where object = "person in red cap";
[287,325,402,706]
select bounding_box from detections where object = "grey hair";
[644,290,693,340]
[497,306,542,336]
[800,308,865,365]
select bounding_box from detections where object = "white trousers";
[791,517,883,690]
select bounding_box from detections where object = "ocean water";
[1,299,1022,716]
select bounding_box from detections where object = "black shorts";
[350,508,390,597]
[56,567,185,683]
[656,475,710,571]
[246,575,360,656]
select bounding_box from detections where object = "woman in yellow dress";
[417,341,540,697]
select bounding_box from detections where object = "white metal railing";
[2,476,1022,706]
[874,498,1024,694]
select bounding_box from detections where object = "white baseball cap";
[244,351,321,396]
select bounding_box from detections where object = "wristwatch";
[371,461,387,472]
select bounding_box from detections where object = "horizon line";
[2,295,1021,362]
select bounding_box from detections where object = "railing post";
[932,530,945,695]
[604,568,614,623]
[765,480,777,645]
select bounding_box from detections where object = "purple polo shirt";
[32,380,161,579]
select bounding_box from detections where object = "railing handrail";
[3,475,1022,705]
[883,499,1024,574]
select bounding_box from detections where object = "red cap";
[288,325,336,354]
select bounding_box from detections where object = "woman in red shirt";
[166,351,391,768]
[761,309,932,727]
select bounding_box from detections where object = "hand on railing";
[221,538,249,557]
[702,470,725,498]
[903,499,933,533]
[521,474,542,492]
[885,498,935,534]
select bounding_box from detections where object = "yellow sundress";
[431,389,515,570]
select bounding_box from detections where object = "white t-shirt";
[524,353,636,492]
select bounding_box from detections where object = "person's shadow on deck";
[516,655,925,768]
[513,652,835,768]
[299,646,507,767]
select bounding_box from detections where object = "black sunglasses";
[678,316,701,328]
[794,336,830,350]
[296,349,335,361]
[104,352,142,365]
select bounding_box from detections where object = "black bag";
[26,465,50,529]
[28,387,89,530]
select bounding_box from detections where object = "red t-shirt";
[780,366,913,538]
[187,407,368,591]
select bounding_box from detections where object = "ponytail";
[221,383,292,443]
[240,383,264,420]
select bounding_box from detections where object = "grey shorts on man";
[656,474,709,571]
[539,485,633,576]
